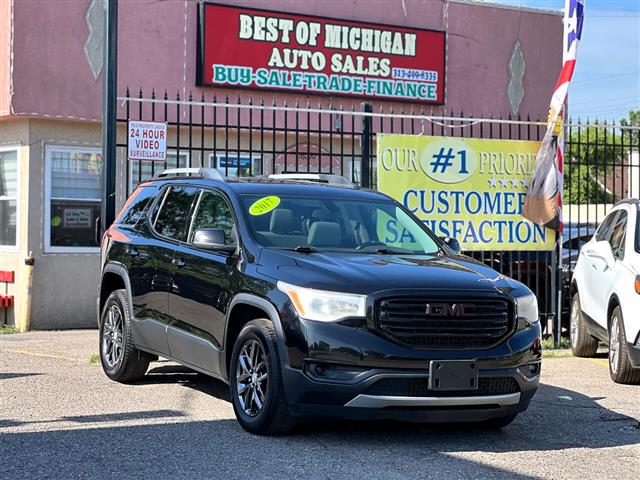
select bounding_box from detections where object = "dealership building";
[0,0,562,329]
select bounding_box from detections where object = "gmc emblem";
[425,303,470,317]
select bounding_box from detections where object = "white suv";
[570,199,640,384]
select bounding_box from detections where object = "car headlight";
[277,281,366,322]
[515,293,539,325]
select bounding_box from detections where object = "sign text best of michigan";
[376,135,555,251]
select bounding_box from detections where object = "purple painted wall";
[5,0,562,121]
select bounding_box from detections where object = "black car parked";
[97,169,542,434]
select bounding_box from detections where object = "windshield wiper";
[373,248,407,254]
[292,245,318,253]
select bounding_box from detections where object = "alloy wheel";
[102,304,124,368]
[609,315,620,374]
[570,298,579,349]
[235,338,269,417]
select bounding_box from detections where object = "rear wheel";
[229,319,295,435]
[99,289,150,383]
[608,306,640,385]
[570,293,598,357]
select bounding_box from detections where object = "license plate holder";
[428,360,478,391]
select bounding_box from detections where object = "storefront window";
[0,148,18,247]
[211,154,262,177]
[46,146,102,252]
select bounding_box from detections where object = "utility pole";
[101,0,118,232]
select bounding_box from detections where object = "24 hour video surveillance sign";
[198,3,445,103]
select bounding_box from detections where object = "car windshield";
[240,194,441,255]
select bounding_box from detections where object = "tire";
[570,293,599,357]
[99,289,150,383]
[229,319,295,435]
[478,413,518,429]
[608,306,640,385]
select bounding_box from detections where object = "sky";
[486,0,640,121]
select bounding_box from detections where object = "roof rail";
[154,167,224,181]
[268,173,354,188]
[613,198,640,208]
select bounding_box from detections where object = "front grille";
[376,297,514,349]
[364,376,520,397]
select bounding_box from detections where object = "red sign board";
[199,3,445,104]
[0,271,14,283]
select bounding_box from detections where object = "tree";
[564,110,638,204]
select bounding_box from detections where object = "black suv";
[97,169,541,434]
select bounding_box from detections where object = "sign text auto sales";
[199,4,445,103]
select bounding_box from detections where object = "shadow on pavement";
[0,409,185,429]
[2,365,638,479]
[140,364,639,453]
[0,372,42,380]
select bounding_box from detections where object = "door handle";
[172,257,185,268]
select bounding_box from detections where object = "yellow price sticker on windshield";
[249,196,281,215]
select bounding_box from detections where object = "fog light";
[518,363,540,380]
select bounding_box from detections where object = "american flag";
[522,0,585,232]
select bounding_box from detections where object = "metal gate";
[116,89,640,341]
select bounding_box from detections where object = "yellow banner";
[376,134,555,251]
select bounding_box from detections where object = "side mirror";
[193,228,237,253]
[440,236,461,254]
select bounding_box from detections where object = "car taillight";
[635,275,640,294]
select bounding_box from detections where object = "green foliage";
[564,164,614,204]
[564,110,638,204]
[0,324,19,334]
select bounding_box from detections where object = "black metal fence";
[117,89,640,341]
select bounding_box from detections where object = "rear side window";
[595,211,618,242]
[152,186,198,241]
[116,186,158,225]
[609,211,627,259]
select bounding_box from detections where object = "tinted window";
[116,186,158,225]
[610,211,627,259]
[595,211,618,242]
[240,194,440,254]
[188,189,236,245]
[153,186,198,240]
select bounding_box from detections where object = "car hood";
[257,249,526,296]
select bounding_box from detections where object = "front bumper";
[279,317,541,422]
[281,365,538,422]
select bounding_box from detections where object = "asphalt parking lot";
[1,330,638,480]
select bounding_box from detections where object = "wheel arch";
[570,280,579,299]
[223,294,288,381]
[98,263,134,325]
[607,294,621,330]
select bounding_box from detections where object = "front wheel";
[229,319,295,435]
[608,307,640,385]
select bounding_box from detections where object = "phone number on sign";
[392,68,439,82]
